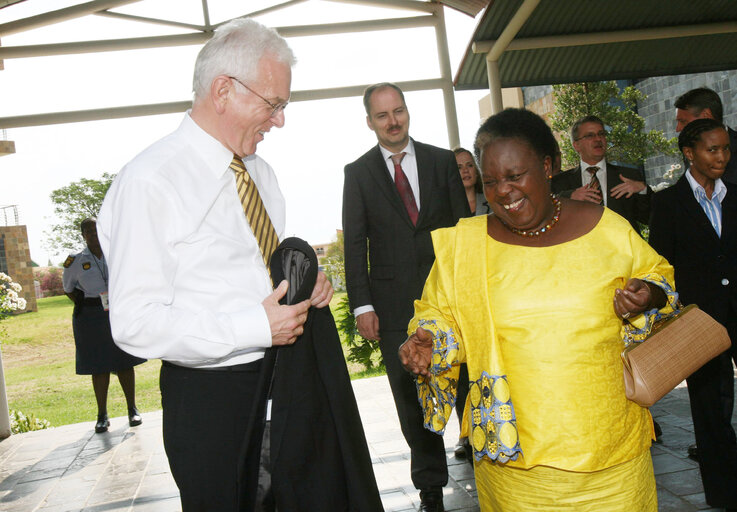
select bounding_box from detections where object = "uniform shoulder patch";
[82,262,91,270]
[63,255,75,268]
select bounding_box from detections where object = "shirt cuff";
[353,305,375,317]
[229,304,273,349]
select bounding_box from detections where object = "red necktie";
[391,152,418,225]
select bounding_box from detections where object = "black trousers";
[687,322,737,508]
[456,363,469,429]
[160,360,263,512]
[380,329,448,490]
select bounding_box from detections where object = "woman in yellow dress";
[399,109,676,511]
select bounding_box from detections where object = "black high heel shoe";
[95,413,110,433]
[128,408,142,427]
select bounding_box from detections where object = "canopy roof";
[455,0,737,90]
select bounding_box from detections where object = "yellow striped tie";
[230,155,278,271]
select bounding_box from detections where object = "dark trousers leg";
[455,363,469,426]
[380,329,448,490]
[160,362,262,512]
[687,345,737,508]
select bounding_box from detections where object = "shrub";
[9,409,51,434]
[334,295,382,370]
[34,267,64,297]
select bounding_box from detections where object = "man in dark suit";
[342,82,470,512]
[675,87,737,185]
[552,115,650,232]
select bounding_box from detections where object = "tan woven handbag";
[621,304,731,407]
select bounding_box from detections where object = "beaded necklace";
[501,194,561,237]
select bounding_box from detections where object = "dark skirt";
[72,302,146,375]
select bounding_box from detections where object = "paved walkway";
[0,374,729,511]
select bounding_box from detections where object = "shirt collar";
[580,158,606,173]
[379,138,415,162]
[179,111,237,179]
[685,169,727,203]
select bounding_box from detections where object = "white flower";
[0,273,26,314]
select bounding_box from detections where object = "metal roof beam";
[278,14,435,36]
[0,0,143,37]
[484,0,539,60]
[483,0,539,113]
[472,21,737,54]
[0,32,209,58]
[201,0,211,27]
[93,10,207,32]
[0,15,436,59]
[323,0,436,14]
[0,78,446,128]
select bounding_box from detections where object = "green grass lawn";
[1,292,384,429]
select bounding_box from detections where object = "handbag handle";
[622,300,686,346]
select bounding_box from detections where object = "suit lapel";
[366,145,415,228]
[675,177,721,245]
[415,141,433,227]
[571,165,583,189]
[720,184,737,246]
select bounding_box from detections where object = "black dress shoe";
[687,443,698,461]
[419,489,444,512]
[653,419,663,443]
[128,408,142,427]
[95,414,110,433]
[454,438,467,459]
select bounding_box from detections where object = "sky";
[0,0,489,266]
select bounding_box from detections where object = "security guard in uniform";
[62,217,146,433]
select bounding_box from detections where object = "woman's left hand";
[613,278,652,320]
[399,327,434,378]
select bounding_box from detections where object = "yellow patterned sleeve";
[622,227,678,345]
[408,238,464,436]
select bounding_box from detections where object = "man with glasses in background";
[552,114,650,232]
[97,19,332,511]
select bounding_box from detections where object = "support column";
[0,348,10,439]
[433,5,460,148]
[485,57,503,115]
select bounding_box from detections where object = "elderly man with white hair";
[97,18,333,511]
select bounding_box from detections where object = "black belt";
[82,297,102,306]
[162,359,262,372]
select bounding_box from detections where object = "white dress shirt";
[97,113,285,368]
[354,140,419,318]
[685,169,727,237]
[579,158,609,207]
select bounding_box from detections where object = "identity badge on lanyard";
[93,255,110,311]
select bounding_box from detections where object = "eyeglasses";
[575,130,607,142]
[228,76,288,117]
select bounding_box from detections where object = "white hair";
[192,18,296,99]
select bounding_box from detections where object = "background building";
[1,205,37,313]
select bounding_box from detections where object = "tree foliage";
[324,230,344,290]
[45,173,115,255]
[550,81,678,170]
[325,231,382,370]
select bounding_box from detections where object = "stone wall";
[635,70,737,185]
[0,225,37,313]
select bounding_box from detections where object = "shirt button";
[722,278,730,286]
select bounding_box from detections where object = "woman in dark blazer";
[649,118,737,510]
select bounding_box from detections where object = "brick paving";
[0,374,728,511]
